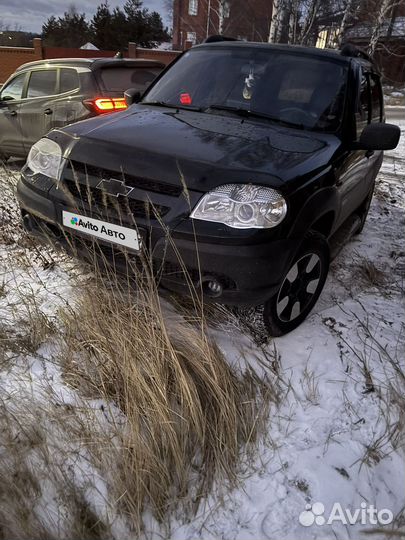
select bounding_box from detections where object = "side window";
[358,72,370,123]
[60,68,80,93]
[27,70,57,98]
[369,74,382,122]
[356,70,370,137]
[0,73,26,101]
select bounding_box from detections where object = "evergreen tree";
[91,2,112,49]
[147,11,170,44]
[42,15,62,46]
[110,7,128,48]
[123,0,169,47]
[42,6,91,47]
[43,1,169,50]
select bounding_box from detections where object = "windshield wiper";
[140,101,203,112]
[206,104,307,130]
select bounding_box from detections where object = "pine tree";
[91,2,112,49]
[43,1,169,50]
[42,6,91,47]
[110,7,128,49]
[123,0,169,47]
[42,16,62,46]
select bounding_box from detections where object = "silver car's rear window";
[98,67,162,93]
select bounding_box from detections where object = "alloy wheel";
[276,253,322,322]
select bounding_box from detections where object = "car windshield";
[143,47,348,131]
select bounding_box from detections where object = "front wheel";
[263,232,330,336]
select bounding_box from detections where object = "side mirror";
[124,88,141,107]
[0,96,13,107]
[356,123,400,151]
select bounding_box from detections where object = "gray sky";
[0,0,170,34]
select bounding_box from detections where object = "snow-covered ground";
[1,110,404,540]
[384,87,405,107]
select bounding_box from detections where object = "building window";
[188,0,198,16]
[186,31,197,44]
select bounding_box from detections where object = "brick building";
[172,0,273,49]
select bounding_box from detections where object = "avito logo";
[299,502,393,527]
[71,217,99,232]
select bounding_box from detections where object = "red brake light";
[83,97,128,114]
[180,93,192,105]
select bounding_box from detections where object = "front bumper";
[17,173,300,306]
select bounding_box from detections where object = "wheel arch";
[288,187,338,241]
[310,211,335,239]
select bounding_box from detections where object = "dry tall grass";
[0,159,275,538]
[0,257,274,537]
[58,263,273,534]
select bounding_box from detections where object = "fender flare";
[288,186,339,241]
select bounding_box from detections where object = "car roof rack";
[204,35,240,43]
[340,43,373,62]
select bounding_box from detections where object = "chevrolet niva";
[17,40,400,335]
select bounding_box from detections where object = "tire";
[355,181,375,235]
[263,232,330,336]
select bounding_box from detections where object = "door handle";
[365,150,374,159]
[9,110,17,117]
[44,108,53,115]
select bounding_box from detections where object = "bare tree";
[204,0,230,36]
[269,0,340,46]
[162,0,174,30]
[268,0,279,42]
[299,0,322,44]
[368,0,396,55]
[0,19,10,32]
[337,0,359,44]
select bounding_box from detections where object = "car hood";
[60,105,341,193]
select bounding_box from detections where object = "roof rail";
[204,35,239,43]
[340,43,373,62]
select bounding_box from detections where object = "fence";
[0,38,180,83]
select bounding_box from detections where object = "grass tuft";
[58,270,272,532]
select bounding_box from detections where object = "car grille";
[63,178,170,219]
[68,161,182,197]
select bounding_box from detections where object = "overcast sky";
[0,0,170,34]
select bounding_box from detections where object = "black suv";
[0,57,164,159]
[17,41,400,335]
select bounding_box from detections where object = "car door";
[0,72,27,157]
[334,67,380,228]
[19,68,58,153]
[365,71,385,181]
[51,67,88,128]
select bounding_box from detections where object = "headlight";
[27,138,64,180]
[190,184,287,229]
